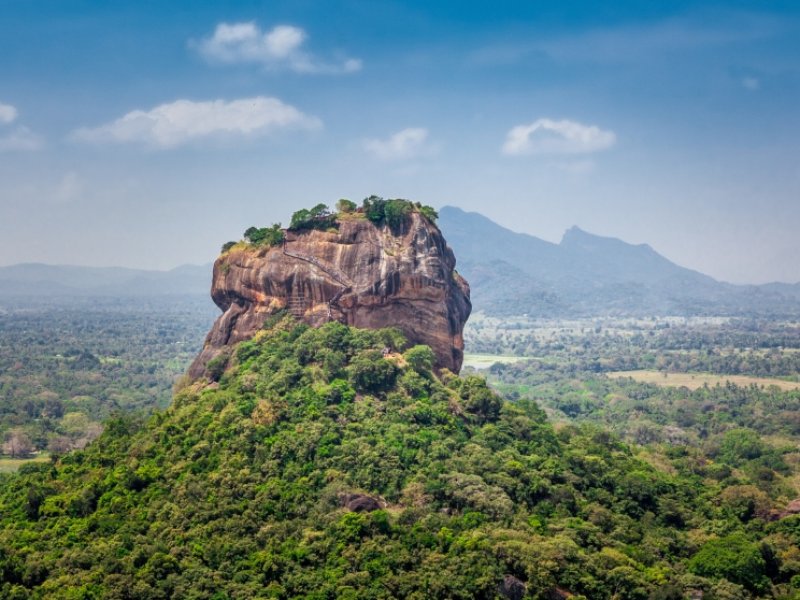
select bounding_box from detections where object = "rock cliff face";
[189,212,471,378]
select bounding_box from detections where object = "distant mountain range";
[438,206,800,317]
[2,209,798,316]
[0,263,211,297]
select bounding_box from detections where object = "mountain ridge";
[0,262,212,297]
[438,206,800,317]
[3,208,799,315]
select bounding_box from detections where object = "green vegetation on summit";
[1,316,799,599]
[220,197,439,255]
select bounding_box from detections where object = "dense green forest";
[0,297,214,458]
[1,315,799,598]
[465,315,800,377]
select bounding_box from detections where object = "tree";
[3,429,34,458]
[417,203,438,223]
[383,199,412,230]
[451,376,503,424]
[289,209,312,230]
[336,198,357,213]
[308,203,331,220]
[404,345,435,374]
[289,204,336,231]
[717,428,766,464]
[244,226,265,244]
[689,532,768,593]
[243,224,284,246]
[362,195,386,224]
[347,350,399,393]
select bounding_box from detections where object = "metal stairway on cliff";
[287,293,307,317]
[282,240,353,320]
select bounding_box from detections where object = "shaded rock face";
[499,575,527,600]
[189,212,471,378]
[339,493,383,513]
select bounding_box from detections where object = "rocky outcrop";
[189,211,471,378]
[339,493,384,513]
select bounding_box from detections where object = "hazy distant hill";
[3,209,799,316]
[438,206,800,317]
[0,263,211,297]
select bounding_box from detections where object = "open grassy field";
[0,454,50,474]
[609,370,800,391]
[462,353,536,370]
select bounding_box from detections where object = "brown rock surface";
[189,212,471,378]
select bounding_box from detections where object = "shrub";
[383,199,413,230]
[289,204,337,231]
[243,224,284,247]
[688,532,768,592]
[450,375,503,424]
[417,203,438,223]
[404,345,435,374]
[336,198,357,213]
[347,350,399,394]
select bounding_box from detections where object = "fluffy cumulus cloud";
[363,128,431,160]
[72,97,322,149]
[503,118,616,156]
[194,22,361,74]
[0,102,18,124]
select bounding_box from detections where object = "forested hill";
[0,315,797,598]
[438,206,800,317]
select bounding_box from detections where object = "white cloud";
[0,103,18,124]
[0,126,44,152]
[71,97,322,149]
[194,22,361,74]
[363,128,431,160]
[502,118,616,156]
[742,76,760,91]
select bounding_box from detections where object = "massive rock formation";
[189,211,471,378]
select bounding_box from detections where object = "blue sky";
[1,0,798,283]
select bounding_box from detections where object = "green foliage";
[479,316,800,502]
[404,345,435,374]
[0,316,796,598]
[717,428,767,464]
[0,296,212,457]
[360,196,438,228]
[450,375,503,423]
[361,195,386,223]
[243,223,284,247]
[417,203,438,223]
[347,349,400,393]
[289,203,337,231]
[336,198,357,213]
[221,240,237,253]
[689,533,768,592]
[205,351,229,382]
[383,198,413,229]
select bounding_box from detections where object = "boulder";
[189,211,471,378]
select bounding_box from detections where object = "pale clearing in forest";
[610,370,800,391]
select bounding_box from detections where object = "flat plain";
[609,369,800,391]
